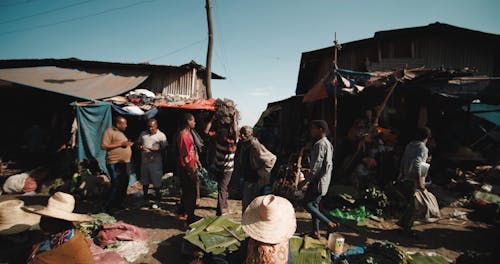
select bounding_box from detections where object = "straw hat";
[242,195,296,244]
[24,192,93,222]
[0,199,40,235]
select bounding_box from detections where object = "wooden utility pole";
[205,0,213,98]
[332,33,341,159]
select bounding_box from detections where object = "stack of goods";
[273,164,306,203]
[359,241,412,264]
[289,235,332,264]
[214,98,239,126]
[184,216,246,255]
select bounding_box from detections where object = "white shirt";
[138,130,167,164]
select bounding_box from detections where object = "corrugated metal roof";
[0,66,149,100]
[0,58,225,79]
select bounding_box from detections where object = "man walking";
[304,120,337,239]
[138,118,167,209]
[101,116,133,211]
[399,126,432,236]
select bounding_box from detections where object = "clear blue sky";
[1,0,499,125]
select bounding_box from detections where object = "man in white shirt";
[138,118,167,209]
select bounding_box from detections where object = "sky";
[0,0,499,125]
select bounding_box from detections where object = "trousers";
[105,162,130,209]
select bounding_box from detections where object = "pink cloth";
[22,176,37,193]
[95,221,147,247]
[88,238,127,264]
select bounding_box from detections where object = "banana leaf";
[200,232,237,251]
[290,236,332,264]
[184,216,246,254]
[410,253,450,264]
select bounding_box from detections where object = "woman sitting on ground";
[26,192,94,264]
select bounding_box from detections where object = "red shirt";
[178,130,197,169]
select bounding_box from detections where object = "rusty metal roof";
[0,58,225,79]
[0,66,149,100]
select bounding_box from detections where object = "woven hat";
[0,199,40,235]
[24,192,93,222]
[242,195,296,244]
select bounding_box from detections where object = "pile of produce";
[184,216,246,255]
[360,241,412,264]
[79,213,117,238]
[198,168,218,199]
[330,205,372,223]
[361,187,389,216]
[160,173,181,196]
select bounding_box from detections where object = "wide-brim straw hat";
[242,195,296,244]
[0,199,41,235]
[24,192,93,222]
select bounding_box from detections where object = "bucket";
[327,233,345,255]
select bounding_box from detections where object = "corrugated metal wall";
[147,69,205,99]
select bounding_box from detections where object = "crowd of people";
[0,108,438,263]
[94,112,344,263]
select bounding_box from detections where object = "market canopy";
[158,98,216,111]
[0,66,149,100]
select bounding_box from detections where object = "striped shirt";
[215,139,236,173]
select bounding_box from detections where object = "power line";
[147,38,207,62]
[0,0,95,25]
[0,0,156,36]
[0,0,38,8]
[212,0,230,78]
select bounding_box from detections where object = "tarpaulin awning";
[158,98,216,111]
[0,66,149,100]
[73,101,112,175]
[463,104,500,126]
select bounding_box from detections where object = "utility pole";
[205,0,213,98]
[332,33,341,160]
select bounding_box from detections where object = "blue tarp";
[111,104,158,120]
[463,104,500,126]
[74,102,159,177]
[75,102,112,175]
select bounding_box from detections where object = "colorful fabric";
[30,231,94,264]
[303,67,387,103]
[37,229,75,253]
[246,238,289,264]
[95,221,147,247]
[23,176,38,193]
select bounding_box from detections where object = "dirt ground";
[2,193,499,263]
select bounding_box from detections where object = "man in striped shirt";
[205,117,237,216]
